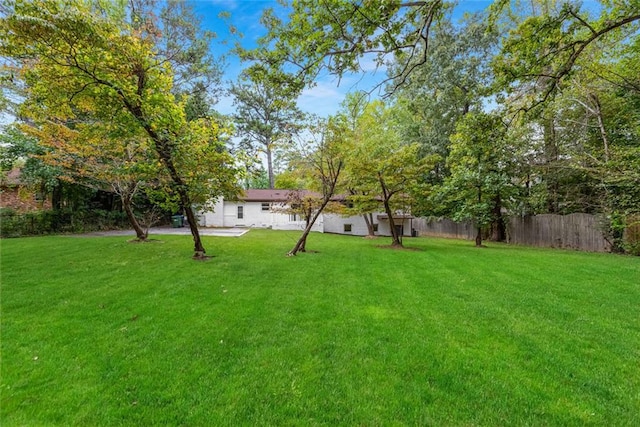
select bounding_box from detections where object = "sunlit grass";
[1,230,639,425]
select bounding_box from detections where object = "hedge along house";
[198,189,416,237]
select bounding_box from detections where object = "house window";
[237,206,244,219]
[289,213,298,222]
[261,202,270,211]
[373,223,378,232]
[344,224,352,232]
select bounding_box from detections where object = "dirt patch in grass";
[376,244,423,251]
[128,238,164,244]
[192,254,213,261]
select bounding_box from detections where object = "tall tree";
[390,13,497,184]
[347,101,435,247]
[230,68,304,189]
[26,120,155,240]
[0,0,240,258]
[438,112,514,247]
[287,117,345,256]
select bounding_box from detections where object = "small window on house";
[261,202,270,211]
[373,223,379,232]
[289,213,298,222]
[344,224,352,232]
[237,206,244,219]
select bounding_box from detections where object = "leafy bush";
[0,209,130,237]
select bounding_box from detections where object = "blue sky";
[191,0,494,117]
[0,1,494,126]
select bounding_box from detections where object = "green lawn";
[1,230,639,426]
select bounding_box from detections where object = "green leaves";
[1,0,241,254]
[437,112,513,232]
[492,0,640,110]
[251,0,445,95]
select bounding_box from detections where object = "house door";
[395,224,404,236]
[236,205,245,226]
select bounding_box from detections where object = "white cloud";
[209,0,239,11]
[213,93,236,116]
[359,52,386,73]
[297,81,346,117]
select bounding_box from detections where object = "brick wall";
[0,186,52,212]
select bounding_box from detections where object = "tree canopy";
[0,0,241,257]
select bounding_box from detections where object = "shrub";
[0,209,130,238]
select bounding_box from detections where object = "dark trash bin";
[171,215,184,228]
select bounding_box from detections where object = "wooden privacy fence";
[507,214,611,252]
[413,213,612,253]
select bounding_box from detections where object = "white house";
[198,189,416,237]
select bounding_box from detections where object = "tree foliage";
[0,0,241,257]
[345,100,436,247]
[286,116,345,256]
[252,0,447,95]
[230,68,305,189]
[437,112,514,246]
[491,0,640,111]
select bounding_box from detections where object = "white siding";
[323,213,373,236]
[377,217,415,237]
[198,197,413,236]
[199,199,322,231]
[323,213,415,236]
[198,199,224,227]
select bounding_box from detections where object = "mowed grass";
[1,230,639,426]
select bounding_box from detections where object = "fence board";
[414,214,612,253]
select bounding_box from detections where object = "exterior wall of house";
[323,213,415,237]
[197,192,414,237]
[323,213,373,236]
[0,186,52,212]
[198,198,224,227]
[198,200,323,232]
[376,217,414,237]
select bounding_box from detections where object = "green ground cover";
[1,230,639,425]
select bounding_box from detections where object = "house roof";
[238,189,320,202]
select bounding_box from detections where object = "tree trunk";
[154,140,205,257]
[298,215,313,253]
[363,213,375,236]
[288,204,325,256]
[183,204,206,257]
[162,152,205,257]
[383,198,401,247]
[136,115,206,257]
[490,194,506,242]
[266,145,275,189]
[379,174,401,247]
[543,115,559,213]
[52,182,62,210]
[589,93,610,162]
[475,185,483,247]
[122,196,147,240]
